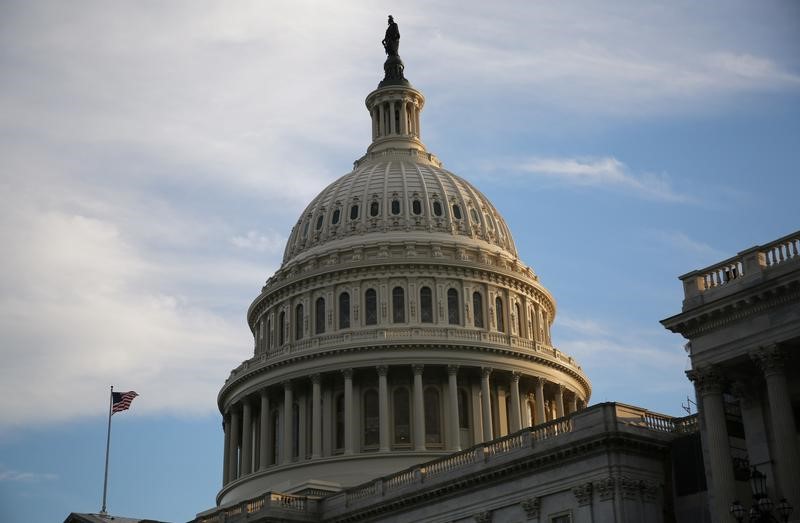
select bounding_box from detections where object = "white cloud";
[655,230,725,258]
[0,465,57,483]
[511,156,691,202]
[231,230,286,253]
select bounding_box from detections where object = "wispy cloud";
[510,156,691,202]
[0,466,57,483]
[231,230,286,253]
[654,230,726,258]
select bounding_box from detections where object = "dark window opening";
[473,292,484,328]
[452,204,462,220]
[495,297,504,332]
[295,304,304,340]
[315,297,325,335]
[392,287,405,323]
[393,388,410,445]
[364,390,379,447]
[370,201,379,217]
[350,205,359,220]
[339,292,350,329]
[315,215,323,230]
[432,200,443,216]
[365,289,377,326]
[412,200,422,215]
[332,209,340,224]
[447,289,459,325]
[424,388,441,444]
[420,287,433,323]
[391,199,400,215]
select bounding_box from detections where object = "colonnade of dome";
[215,45,591,507]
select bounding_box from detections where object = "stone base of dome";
[217,451,450,506]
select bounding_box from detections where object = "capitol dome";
[214,31,591,508]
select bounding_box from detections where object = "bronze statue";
[382,15,400,56]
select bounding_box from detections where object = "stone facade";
[662,232,800,523]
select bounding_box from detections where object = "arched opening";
[363,389,379,449]
[391,199,400,215]
[424,387,442,445]
[392,286,405,323]
[420,286,433,323]
[294,303,304,340]
[452,204,462,220]
[315,297,325,334]
[447,288,460,325]
[370,201,379,217]
[266,317,271,352]
[432,200,443,216]
[412,200,422,215]
[393,388,411,446]
[331,208,340,224]
[473,292,484,328]
[338,292,350,329]
[495,297,505,332]
[365,289,377,326]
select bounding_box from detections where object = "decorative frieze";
[594,476,616,501]
[572,481,593,506]
[473,511,492,523]
[520,497,541,519]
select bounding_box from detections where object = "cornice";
[661,279,800,338]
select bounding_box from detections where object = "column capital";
[447,365,459,376]
[510,371,520,383]
[556,383,566,394]
[751,344,785,377]
[310,373,321,385]
[686,365,725,395]
[412,364,424,376]
[376,365,388,377]
[341,368,353,379]
[481,367,492,378]
[260,387,269,398]
[533,376,546,388]
[282,380,293,391]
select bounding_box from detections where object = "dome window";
[331,209,341,225]
[316,215,324,231]
[452,204,462,220]
[392,286,405,323]
[365,289,378,325]
[350,204,359,220]
[370,201,380,217]
[470,208,480,222]
[472,292,484,328]
[420,287,433,323]
[391,199,401,215]
[432,200,443,217]
[412,200,422,215]
[447,289,460,325]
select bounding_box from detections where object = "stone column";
[400,100,408,135]
[222,415,231,485]
[509,372,522,432]
[378,103,385,137]
[282,381,293,464]
[569,393,578,414]
[229,407,240,481]
[311,374,322,459]
[534,377,546,426]
[752,346,800,511]
[688,367,736,523]
[415,105,421,139]
[447,365,461,451]
[555,384,565,419]
[377,365,390,452]
[480,367,493,441]
[413,365,426,451]
[343,369,354,455]
[241,399,253,475]
[259,389,270,470]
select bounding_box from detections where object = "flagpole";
[100,385,113,515]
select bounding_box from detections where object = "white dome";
[282,158,518,267]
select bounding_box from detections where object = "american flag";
[111,391,138,415]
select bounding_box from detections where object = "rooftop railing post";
[740,246,766,277]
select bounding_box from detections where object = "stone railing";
[324,403,692,517]
[193,492,318,523]
[680,230,800,300]
[228,327,582,383]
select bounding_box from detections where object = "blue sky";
[1,1,798,522]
